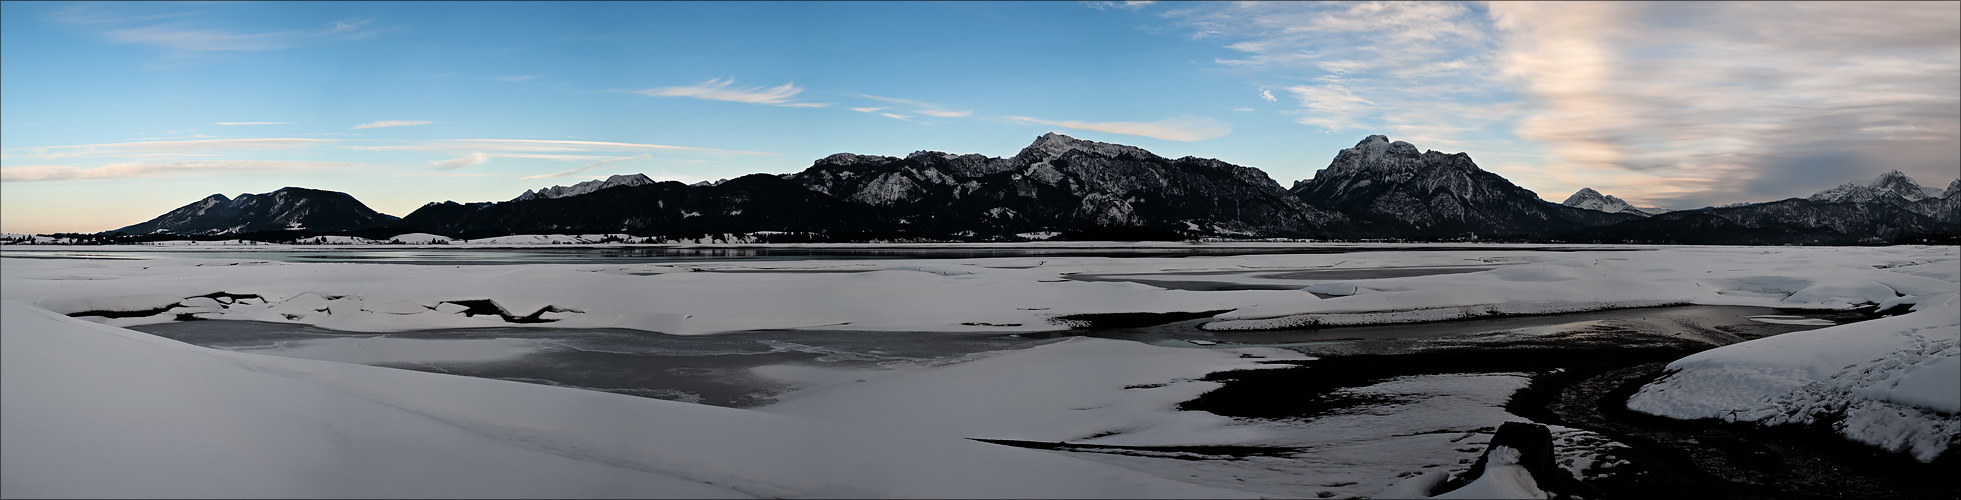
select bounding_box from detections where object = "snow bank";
[1,300,1258,498]
[1626,293,1960,461]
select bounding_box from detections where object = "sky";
[2,1,1956,234]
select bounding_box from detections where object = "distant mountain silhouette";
[115,187,399,236]
[101,135,1961,244]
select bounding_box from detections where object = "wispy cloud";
[518,155,650,181]
[351,120,433,130]
[633,77,830,108]
[491,75,538,82]
[343,139,779,156]
[1259,89,1276,102]
[94,16,377,55]
[1,160,358,182]
[432,153,489,170]
[214,122,286,126]
[1004,116,1232,142]
[1084,1,1156,11]
[848,107,886,113]
[9,138,335,160]
[855,94,972,120]
[1281,84,1375,132]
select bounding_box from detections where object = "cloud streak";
[432,153,489,169]
[93,15,377,54]
[518,155,650,181]
[214,122,286,126]
[1005,116,1232,142]
[342,138,779,156]
[855,94,972,120]
[1,160,359,182]
[9,138,335,160]
[634,77,830,108]
[352,120,433,129]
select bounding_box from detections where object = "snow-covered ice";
[3,242,1955,496]
[1,300,1261,498]
[1627,292,1960,462]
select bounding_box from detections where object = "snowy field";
[3,243,1956,497]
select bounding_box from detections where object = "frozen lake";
[131,304,1853,409]
[0,242,1643,265]
[11,243,1952,499]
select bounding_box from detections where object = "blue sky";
[3,1,1957,233]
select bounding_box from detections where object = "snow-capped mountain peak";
[513,174,655,202]
[1562,188,1663,216]
[1808,169,1940,205]
[1315,135,1426,179]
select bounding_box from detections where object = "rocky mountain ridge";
[100,134,1960,244]
[1287,135,1642,238]
[514,174,656,202]
[115,187,400,236]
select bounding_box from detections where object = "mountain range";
[102,134,1960,244]
[114,187,399,236]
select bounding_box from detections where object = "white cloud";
[342,139,778,156]
[352,120,433,130]
[1155,1,1503,144]
[1486,1,1961,207]
[11,138,335,160]
[1085,1,1156,11]
[1282,84,1375,132]
[634,77,830,108]
[104,26,287,52]
[432,153,489,170]
[487,153,608,161]
[97,17,377,54]
[855,94,971,120]
[1233,108,1255,112]
[1,160,358,182]
[518,155,650,181]
[848,107,887,113]
[1004,116,1232,142]
[214,122,286,126]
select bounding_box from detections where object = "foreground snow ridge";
[1626,293,1961,462]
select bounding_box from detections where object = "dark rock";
[1442,421,1597,499]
